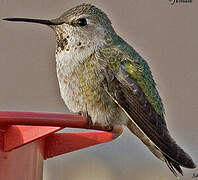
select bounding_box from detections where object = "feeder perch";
[0,111,122,180]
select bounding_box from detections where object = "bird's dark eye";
[76,18,87,26]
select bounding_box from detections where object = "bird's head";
[3,4,115,56]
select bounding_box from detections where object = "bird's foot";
[103,125,114,132]
[89,122,114,132]
[77,111,114,132]
[77,111,93,128]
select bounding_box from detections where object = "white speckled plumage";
[54,22,124,126]
[56,47,127,125]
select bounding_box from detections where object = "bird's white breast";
[54,28,127,126]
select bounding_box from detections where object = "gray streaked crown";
[51,3,114,33]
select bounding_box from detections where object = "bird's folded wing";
[102,60,195,169]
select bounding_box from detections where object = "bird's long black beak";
[2,18,63,26]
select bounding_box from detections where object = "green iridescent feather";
[100,36,165,116]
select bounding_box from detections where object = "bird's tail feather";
[127,120,196,177]
[164,154,183,177]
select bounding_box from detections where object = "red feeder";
[0,111,122,180]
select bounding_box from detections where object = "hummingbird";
[3,3,196,177]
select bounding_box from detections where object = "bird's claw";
[77,111,116,132]
[77,111,93,128]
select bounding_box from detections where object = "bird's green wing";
[100,45,165,117]
[99,45,195,175]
